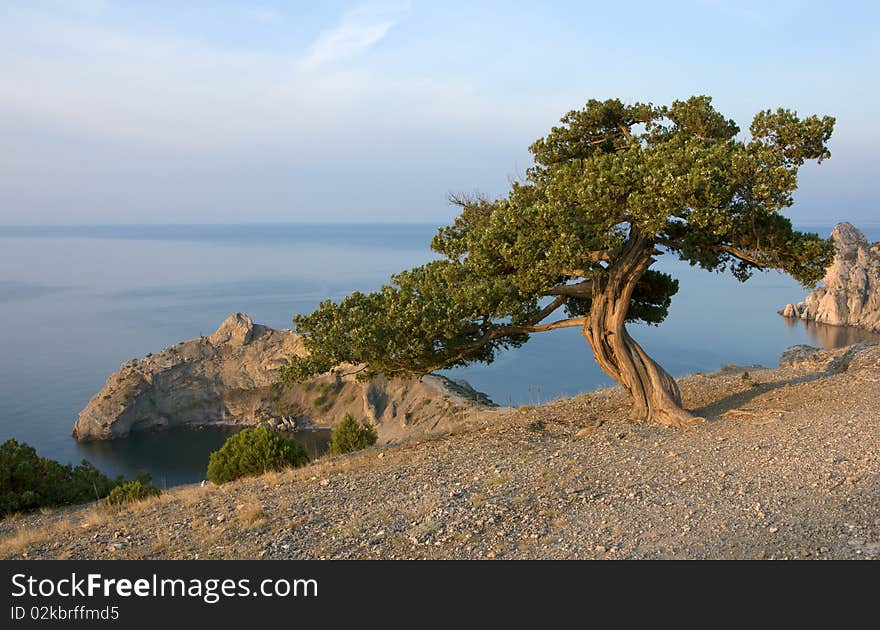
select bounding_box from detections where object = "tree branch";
[418,315,586,373]
[583,249,614,262]
[496,317,586,334]
[417,296,574,373]
[528,295,566,324]
[714,244,770,267]
[582,135,617,147]
[655,237,770,268]
[335,364,369,378]
[545,280,595,297]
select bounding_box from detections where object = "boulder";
[779,341,879,373]
[781,302,804,318]
[779,344,826,367]
[207,312,258,346]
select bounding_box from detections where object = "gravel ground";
[2,348,878,560]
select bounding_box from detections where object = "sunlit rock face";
[73,313,494,443]
[780,222,880,333]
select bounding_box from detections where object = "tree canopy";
[281,96,835,426]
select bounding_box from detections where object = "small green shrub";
[0,438,120,517]
[206,427,310,484]
[106,473,160,506]
[328,414,378,455]
[312,380,343,413]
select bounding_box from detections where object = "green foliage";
[206,427,310,484]
[281,96,835,384]
[311,379,342,412]
[328,414,378,455]
[106,472,160,506]
[0,438,119,517]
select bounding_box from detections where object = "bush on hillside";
[0,438,119,517]
[206,427,310,484]
[328,414,378,455]
[106,472,161,506]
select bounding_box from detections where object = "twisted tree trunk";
[582,233,699,427]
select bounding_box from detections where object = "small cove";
[76,426,332,487]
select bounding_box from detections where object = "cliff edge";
[780,222,880,332]
[72,313,495,443]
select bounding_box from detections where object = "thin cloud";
[300,4,407,70]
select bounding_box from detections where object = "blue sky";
[1,0,877,225]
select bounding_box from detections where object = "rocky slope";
[72,313,494,443]
[12,342,878,560]
[781,222,880,332]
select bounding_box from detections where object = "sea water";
[1,223,877,485]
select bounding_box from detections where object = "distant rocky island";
[780,222,880,332]
[72,313,494,444]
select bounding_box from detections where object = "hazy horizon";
[1,1,878,226]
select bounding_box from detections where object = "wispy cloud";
[0,0,471,156]
[300,3,409,70]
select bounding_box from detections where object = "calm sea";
[1,223,878,486]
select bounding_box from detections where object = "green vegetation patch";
[106,473,161,506]
[0,438,119,517]
[328,414,378,455]
[207,427,310,484]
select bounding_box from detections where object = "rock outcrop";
[780,222,880,332]
[72,313,495,443]
[778,341,880,373]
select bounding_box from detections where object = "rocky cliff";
[780,222,880,332]
[72,313,495,443]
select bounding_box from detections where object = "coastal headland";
[7,342,878,560]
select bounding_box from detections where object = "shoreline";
[3,342,878,560]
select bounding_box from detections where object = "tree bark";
[581,231,699,427]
